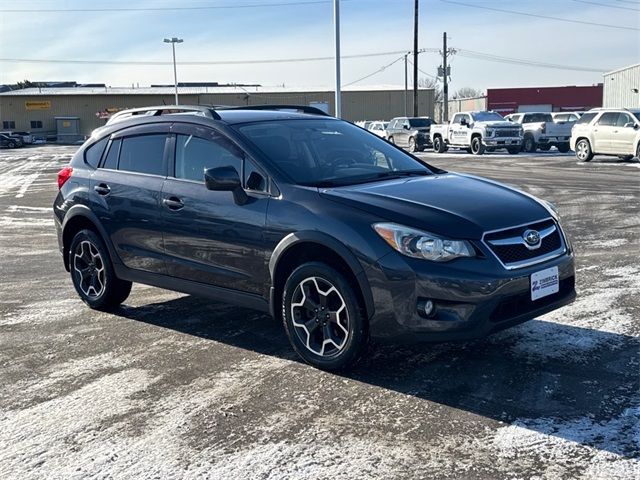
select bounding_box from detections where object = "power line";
[0,0,358,13]
[342,56,405,87]
[455,49,609,73]
[439,0,640,31]
[569,0,640,10]
[406,58,436,79]
[0,50,408,66]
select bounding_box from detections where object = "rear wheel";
[433,136,446,153]
[539,144,551,151]
[282,262,368,371]
[470,136,485,155]
[523,134,536,153]
[69,229,132,310]
[557,143,570,153]
[507,146,521,155]
[575,139,593,162]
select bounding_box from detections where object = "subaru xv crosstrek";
[54,105,576,370]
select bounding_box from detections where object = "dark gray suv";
[54,105,576,370]
[385,116,434,152]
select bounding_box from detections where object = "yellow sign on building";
[25,101,51,110]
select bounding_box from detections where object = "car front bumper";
[364,249,576,343]
[483,137,522,147]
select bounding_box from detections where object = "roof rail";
[216,104,331,117]
[106,105,221,124]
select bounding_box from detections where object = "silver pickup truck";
[505,112,572,153]
[430,111,523,155]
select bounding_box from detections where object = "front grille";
[494,129,520,138]
[490,276,575,322]
[484,219,565,268]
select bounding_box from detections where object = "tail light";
[57,166,73,189]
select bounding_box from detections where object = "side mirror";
[624,122,638,129]
[460,118,468,126]
[204,166,248,205]
[403,124,410,130]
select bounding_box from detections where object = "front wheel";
[388,136,395,145]
[470,136,485,155]
[69,229,132,310]
[557,143,570,153]
[433,136,446,153]
[408,137,417,153]
[282,262,368,371]
[575,139,593,162]
[507,146,521,155]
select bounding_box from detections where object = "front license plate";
[531,266,559,301]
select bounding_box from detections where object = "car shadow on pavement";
[114,295,639,459]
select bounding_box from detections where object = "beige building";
[603,63,640,109]
[0,85,435,140]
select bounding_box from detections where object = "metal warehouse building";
[603,63,640,108]
[0,85,435,141]
[487,85,603,115]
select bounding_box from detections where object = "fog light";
[418,299,436,318]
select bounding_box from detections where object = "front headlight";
[485,128,494,137]
[373,223,475,262]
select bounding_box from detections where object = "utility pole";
[334,0,342,118]
[413,0,419,117]
[443,32,448,122]
[438,32,455,122]
[404,52,409,116]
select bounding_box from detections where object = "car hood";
[479,121,517,128]
[320,173,551,239]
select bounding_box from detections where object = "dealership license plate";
[531,266,559,301]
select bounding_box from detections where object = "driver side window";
[175,134,242,182]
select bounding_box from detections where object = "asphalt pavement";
[0,145,638,479]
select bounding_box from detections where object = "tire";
[507,146,521,155]
[282,262,368,371]
[69,229,132,310]
[388,136,395,145]
[557,143,570,153]
[470,136,485,155]
[539,144,551,151]
[408,137,417,153]
[8,142,16,149]
[433,136,446,153]
[523,134,536,153]
[636,142,640,159]
[575,139,593,162]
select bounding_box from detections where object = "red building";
[487,85,603,115]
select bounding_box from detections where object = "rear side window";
[102,139,120,170]
[596,112,619,126]
[84,138,108,168]
[118,134,167,176]
[576,112,597,125]
[175,134,243,182]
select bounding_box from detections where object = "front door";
[90,124,170,274]
[161,124,270,294]
[593,112,619,153]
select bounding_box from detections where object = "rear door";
[593,112,619,153]
[612,112,637,155]
[90,124,170,273]
[161,123,270,294]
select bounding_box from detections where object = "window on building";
[2,121,15,129]
[118,134,167,176]
[30,120,43,129]
[175,134,243,182]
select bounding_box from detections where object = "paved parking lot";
[1,145,638,479]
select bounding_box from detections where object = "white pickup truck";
[505,112,572,153]
[430,111,523,155]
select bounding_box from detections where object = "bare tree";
[418,77,442,102]
[452,87,483,99]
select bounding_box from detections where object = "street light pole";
[163,37,183,105]
[333,0,342,118]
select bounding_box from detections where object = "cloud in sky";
[0,0,638,91]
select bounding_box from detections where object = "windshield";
[471,111,505,122]
[237,119,434,187]
[408,118,433,128]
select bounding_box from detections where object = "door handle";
[94,183,110,195]
[163,197,184,210]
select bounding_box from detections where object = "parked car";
[0,133,22,149]
[570,108,640,161]
[385,116,434,152]
[12,131,34,144]
[367,121,388,138]
[355,121,373,130]
[0,131,24,147]
[505,112,572,153]
[431,111,523,155]
[552,112,584,123]
[54,104,575,370]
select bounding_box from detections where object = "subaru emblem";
[523,229,541,246]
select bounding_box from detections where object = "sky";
[0,0,638,93]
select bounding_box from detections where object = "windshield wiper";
[310,170,431,188]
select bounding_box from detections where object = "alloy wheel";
[73,240,106,298]
[290,276,350,357]
[576,140,589,160]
